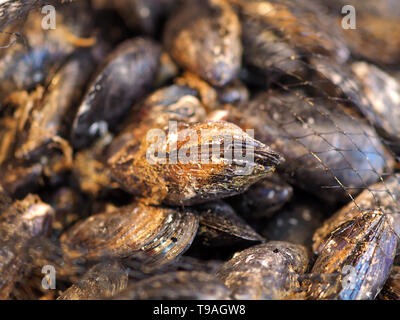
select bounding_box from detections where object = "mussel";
[216,241,309,299]
[164,0,242,87]
[233,90,394,203]
[60,201,199,266]
[115,271,230,300]
[0,194,54,299]
[71,37,161,149]
[109,121,283,205]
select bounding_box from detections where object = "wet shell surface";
[115,271,231,300]
[58,260,129,300]
[234,91,393,203]
[0,194,54,299]
[60,202,199,266]
[164,0,242,87]
[195,200,264,246]
[216,241,309,299]
[1,0,399,301]
[109,121,283,206]
[71,38,161,149]
[309,210,398,300]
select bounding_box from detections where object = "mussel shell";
[175,75,249,110]
[379,266,400,300]
[228,174,293,219]
[233,0,349,67]
[0,194,53,239]
[0,87,68,197]
[0,3,94,103]
[316,0,400,18]
[309,57,372,118]
[110,0,178,35]
[57,260,129,300]
[313,174,400,254]
[310,210,398,300]
[60,201,199,266]
[217,79,249,106]
[236,91,393,203]
[314,0,400,65]
[153,51,179,87]
[351,62,400,154]
[195,200,264,246]
[310,57,400,154]
[164,0,242,87]
[117,253,222,283]
[341,14,400,66]
[216,241,309,299]
[238,3,307,79]
[128,85,205,127]
[109,121,283,206]
[173,256,223,274]
[262,197,323,247]
[107,84,207,160]
[71,37,161,149]
[0,162,43,198]
[0,194,54,299]
[174,72,219,112]
[115,271,231,300]
[14,49,101,161]
[0,0,56,29]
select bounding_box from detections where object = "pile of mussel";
[1,0,400,300]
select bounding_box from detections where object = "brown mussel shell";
[164,0,242,87]
[109,121,283,205]
[115,271,230,300]
[228,174,293,219]
[262,197,323,247]
[60,201,199,266]
[71,37,161,149]
[195,200,264,247]
[57,260,129,300]
[309,210,398,300]
[216,241,309,299]
[313,174,400,254]
[0,194,54,299]
[379,266,400,300]
[234,91,393,203]
[0,3,95,103]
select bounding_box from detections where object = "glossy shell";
[310,210,397,300]
[235,91,393,203]
[164,0,242,87]
[109,121,283,205]
[0,194,54,299]
[216,241,309,299]
[71,38,161,149]
[58,260,129,300]
[313,174,400,254]
[115,271,231,300]
[228,174,293,218]
[196,200,264,246]
[60,201,199,266]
